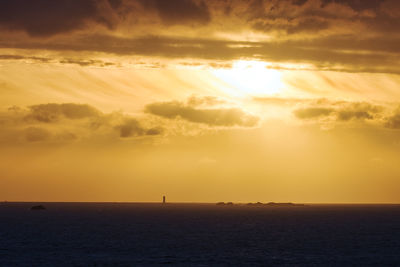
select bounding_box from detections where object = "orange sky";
[1,0,400,203]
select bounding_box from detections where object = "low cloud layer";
[0,103,162,143]
[26,103,100,123]
[116,118,163,138]
[0,98,260,144]
[292,100,388,128]
[145,97,259,127]
[385,108,400,129]
[294,107,334,119]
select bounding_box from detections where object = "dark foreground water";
[1,203,400,266]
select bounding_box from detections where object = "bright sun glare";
[212,60,283,97]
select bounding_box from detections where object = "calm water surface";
[1,203,400,266]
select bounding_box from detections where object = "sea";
[1,202,400,266]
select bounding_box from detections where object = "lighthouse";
[163,195,166,204]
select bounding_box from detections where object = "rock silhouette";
[216,202,234,206]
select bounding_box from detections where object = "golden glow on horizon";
[1,59,400,203]
[211,60,283,97]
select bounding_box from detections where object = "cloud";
[385,108,400,129]
[24,127,51,142]
[337,110,373,121]
[141,0,211,25]
[145,97,259,127]
[320,0,382,11]
[294,107,335,119]
[246,0,400,36]
[0,0,210,37]
[1,33,399,74]
[116,119,145,137]
[337,102,381,121]
[0,98,260,144]
[145,127,164,136]
[26,103,100,123]
[186,95,226,107]
[0,103,163,143]
[115,118,163,138]
[293,101,383,122]
[0,0,400,74]
[336,102,381,121]
[58,59,116,67]
[0,54,117,67]
[0,0,120,37]
[0,54,51,62]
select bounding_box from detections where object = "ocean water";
[1,203,400,266]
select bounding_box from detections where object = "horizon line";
[2,201,400,205]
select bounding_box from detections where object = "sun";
[211,60,283,97]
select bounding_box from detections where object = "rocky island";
[216,202,305,207]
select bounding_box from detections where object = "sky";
[1,0,400,203]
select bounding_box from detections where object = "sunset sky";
[1,0,400,203]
